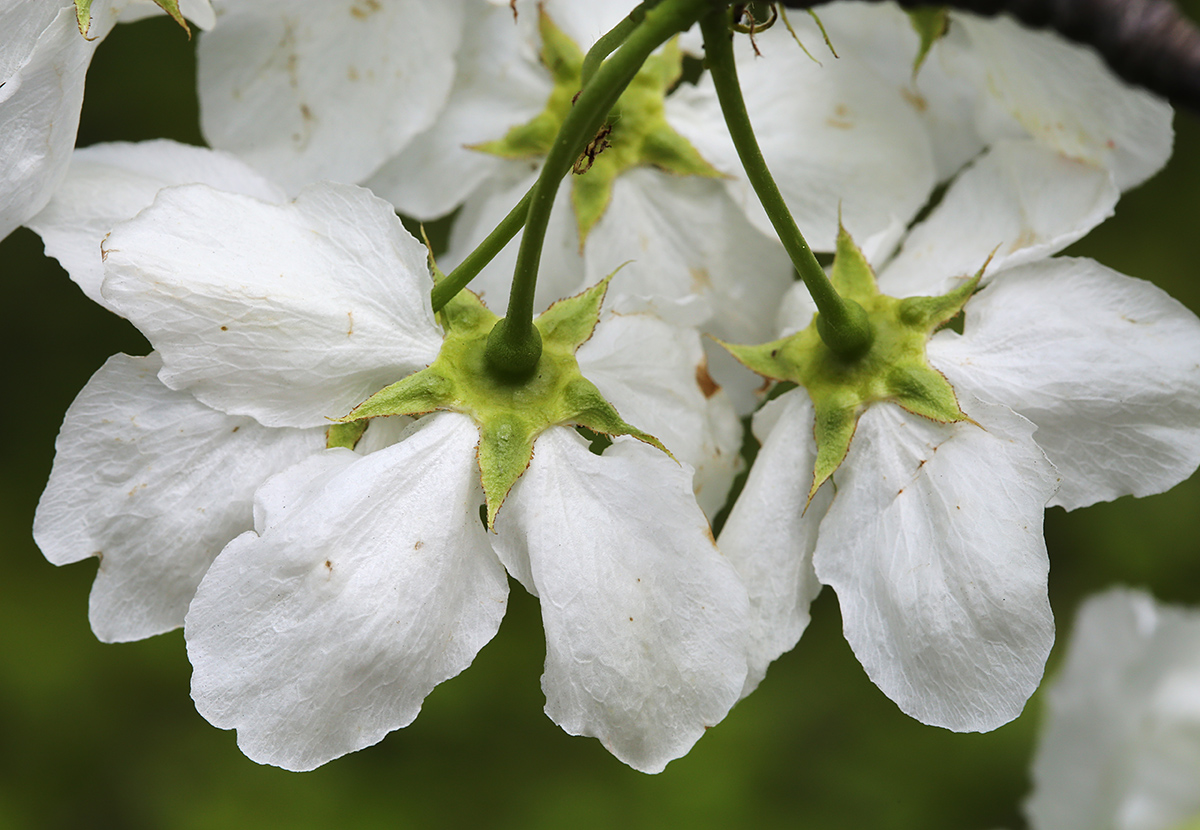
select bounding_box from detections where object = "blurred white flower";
[1027,589,1200,830]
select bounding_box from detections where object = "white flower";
[718,149,1200,731]
[369,0,935,353]
[196,0,465,192]
[1026,589,1200,830]
[37,171,750,772]
[0,0,214,240]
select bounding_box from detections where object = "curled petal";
[492,428,750,773]
[34,353,323,642]
[187,413,508,771]
[101,181,443,428]
[576,312,743,517]
[929,257,1200,510]
[717,390,829,695]
[28,139,283,309]
[879,140,1117,299]
[197,0,465,190]
[950,12,1173,191]
[812,398,1060,732]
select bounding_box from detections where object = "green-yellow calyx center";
[335,275,667,527]
[472,8,721,244]
[723,226,981,500]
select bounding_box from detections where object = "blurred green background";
[3,10,1200,829]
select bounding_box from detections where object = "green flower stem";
[432,1,663,315]
[431,190,531,313]
[580,2,655,86]
[699,8,873,360]
[486,0,716,378]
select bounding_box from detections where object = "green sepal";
[77,0,191,38]
[1169,813,1200,830]
[908,7,948,77]
[74,0,93,37]
[897,267,982,330]
[470,9,581,160]
[886,364,972,425]
[438,288,497,336]
[153,0,191,36]
[563,377,671,459]
[809,391,860,500]
[534,272,612,351]
[719,226,981,496]
[718,336,799,384]
[829,223,878,300]
[326,419,369,450]
[471,9,719,246]
[478,413,537,527]
[342,369,457,421]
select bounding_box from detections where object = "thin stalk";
[581,2,654,86]
[431,191,530,313]
[699,8,873,359]
[487,0,714,376]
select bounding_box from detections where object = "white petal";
[186,412,508,771]
[879,140,1117,298]
[367,0,549,219]
[539,0,638,49]
[197,0,464,191]
[576,312,743,517]
[812,398,1059,731]
[669,17,935,251]
[1026,589,1200,830]
[593,170,794,344]
[33,353,323,642]
[101,181,444,428]
[0,5,98,239]
[716,390,829,694]
[929,257,1200,510]
[0,1,61,84]
[491,428,750,773]
[28,139,284,309]
[951,13,1173,191]
[808,1,985,181]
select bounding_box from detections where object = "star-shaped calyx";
[473,8,721,244]
[723,226,982,501]
[333,276,668,526]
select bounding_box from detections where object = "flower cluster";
[6,0,1200,779]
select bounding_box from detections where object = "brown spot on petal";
[349,0,381,18]
[324,560,333,571]
[901,88,928,112]
[220,325,228,331]
[231,426,240,433]
[690,267,712,291]
[414,540,424,550]
[696,363,720,399]
[826,103,854,129]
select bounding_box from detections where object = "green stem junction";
[484,0,717,379]
[699,7,873,360]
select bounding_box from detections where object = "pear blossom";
[195,0,465,192]
[36,172,750,772]
[368,0,936,354]
[718,146,1200,731]
[1026,589,1200,830]
[0,0,214,240]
